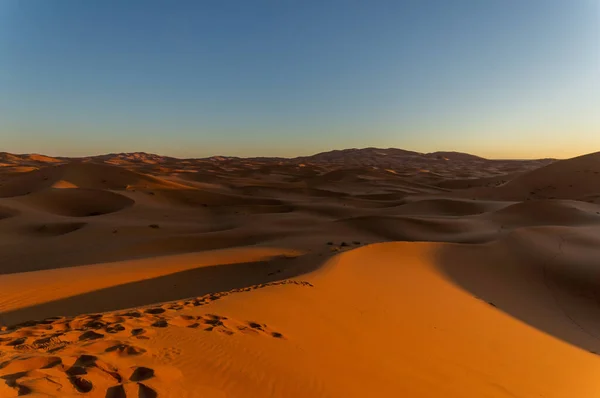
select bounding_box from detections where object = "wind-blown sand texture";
[1,149,599,397]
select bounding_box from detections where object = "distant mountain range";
[0,147,554,168]
[295,148,488,165]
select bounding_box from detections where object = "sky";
[1,0,598,159]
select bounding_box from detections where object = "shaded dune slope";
[0,247,309,325]
[147,188,282,208]
[436,226,600,354]
[391,198,508,216]
[0,204,19,220]
[461,152,600,201]
[339,199,600,243]
[18,188,135,217]
[19,221,87,237]
[0,162,184,198]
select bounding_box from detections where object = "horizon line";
[1,147,564,162]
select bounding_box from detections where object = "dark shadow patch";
[79,331,104,341]
[0,255,327,327]
[69,376,93,393]
[434,237,600,355]
[130,366,154,382]
[138,383,158,398]
[106,384,126,398]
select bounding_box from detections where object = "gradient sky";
[1,0,598,159]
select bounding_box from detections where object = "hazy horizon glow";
[1,0,599,159]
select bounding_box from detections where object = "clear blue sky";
[1,0,598,158]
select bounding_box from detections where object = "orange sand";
[0,150,598,397]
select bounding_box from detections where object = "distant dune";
[455,151,600,201]
[0,162,185,198]
[2,148,599,398]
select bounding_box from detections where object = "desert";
[1,149,600,397]
[4,0,599,395]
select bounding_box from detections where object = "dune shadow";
[0,253,327,327]
[435,237,600,354]
[0,228,283,275]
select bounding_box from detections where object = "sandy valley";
[1,148,600,397]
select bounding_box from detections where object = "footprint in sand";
[0,349,158,396]
[106,382,158,398]
[0,279,311,396]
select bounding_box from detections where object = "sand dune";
[1,150,599,397]
[391,197,508,216]
[0,162,184,198]
[0,204,19,220]
[18,188,135,217]
[147,188,282,208]
[436,172,521,189]
[437,226,600,355]
[460,152,600,201]
[0,152,63,167]
[340,214,497,243]
[1,241,598,397]
[19,221,88,237]
[489,199,600,226]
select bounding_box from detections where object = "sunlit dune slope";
[1,240,599,397]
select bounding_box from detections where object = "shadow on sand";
[0,253,327,327]
[435,232,600,354]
